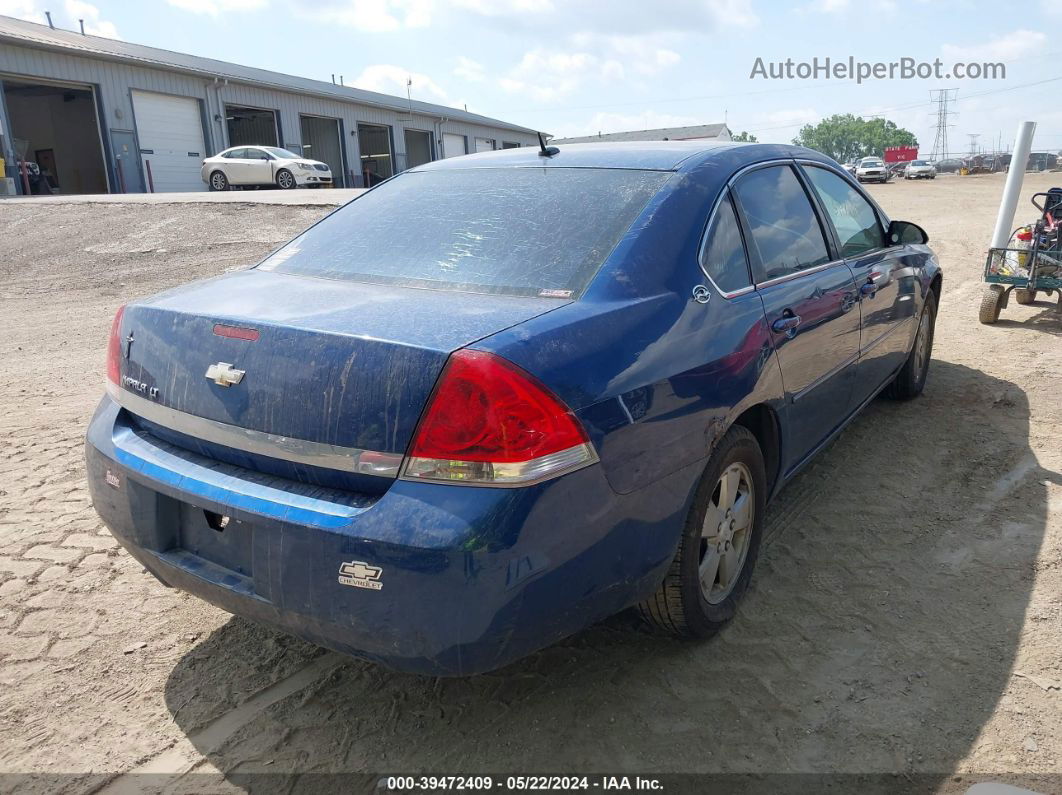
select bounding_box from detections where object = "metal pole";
[990,121,1037,249]
[145,159,155,193]
[18,159,31,195]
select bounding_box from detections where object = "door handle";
[772,314,802,334]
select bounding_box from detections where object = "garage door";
[442,133,466,159]
[132,90,206,192]
[474,137,495,153]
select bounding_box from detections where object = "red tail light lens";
[106,304,126,385]
[404,350,596,485]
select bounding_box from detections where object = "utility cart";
[979,190,1062,323]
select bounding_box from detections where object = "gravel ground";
[0,176,1060,793]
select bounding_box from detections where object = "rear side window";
[803,167,885,257]
[732,165,831,283]
[223,149,246,159]
[700,193,751,293]
[259,167,672,298]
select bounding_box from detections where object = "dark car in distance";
[86,142,941,675]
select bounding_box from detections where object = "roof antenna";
[537,131,558,158]
[44,10,54,28]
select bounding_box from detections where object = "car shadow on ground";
[161,359,1052,791]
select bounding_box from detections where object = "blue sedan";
[85,141,941,675]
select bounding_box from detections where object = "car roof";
[415,141,835,173]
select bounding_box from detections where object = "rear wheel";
[638,425,766,638]
[978,284,1005,324]
[276,169,296,190]
[1014,288,1037,305]
[208,170,229,191]
[885,290,937,400]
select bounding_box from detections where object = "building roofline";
[0,14,539,135]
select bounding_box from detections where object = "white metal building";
[0,14,538,194]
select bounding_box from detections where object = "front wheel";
[978,284,1005,324]
[638,425,767,638]
[885,289,937,400]
[208,170,229,191]
[276,169,297,190]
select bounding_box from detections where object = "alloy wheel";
[699,462,755,604]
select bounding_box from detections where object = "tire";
[638,425,767,638]
[276,169,296,190]
[208,170,229,192]
[978,284,1005,324]
[1014,288,1037,305]
[885,289,937,400]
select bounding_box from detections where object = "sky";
[3,0,1062,157]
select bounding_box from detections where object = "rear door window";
[732,165,831,283]
[700,193,752,293]
[259,167,672,298]
[803,166,885,257]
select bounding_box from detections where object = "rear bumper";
[85,397,693,675]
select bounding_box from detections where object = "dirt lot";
[1,174,1060,793]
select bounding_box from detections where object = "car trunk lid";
[116,270,566,470]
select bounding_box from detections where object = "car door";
[801,163,915,404]
[731,162,861,470]
[244,147,275,185]
[221,148,251,184]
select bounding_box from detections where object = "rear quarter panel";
[476,156,787,497]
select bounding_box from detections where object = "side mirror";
[887,219,929,246]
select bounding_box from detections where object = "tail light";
[403,350,597,486]
[106,304,126,385]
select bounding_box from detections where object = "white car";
[855,157,888,183]
[904,159,937,180]
[201,146,332,191]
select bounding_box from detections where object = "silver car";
[201,146,332,191]
[855,157,888,183]
[904,159,937,180]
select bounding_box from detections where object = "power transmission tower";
[967,133,981,157]
[929,89,957,160]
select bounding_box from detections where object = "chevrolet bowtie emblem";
[338,561,383,591]
[205,362,245,387]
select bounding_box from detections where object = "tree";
[732,130,758,142]
[792,114,918,162]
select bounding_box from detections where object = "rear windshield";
[257,167,672,297]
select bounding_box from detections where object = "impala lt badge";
[205,362,245,387]
[338,561,383,591]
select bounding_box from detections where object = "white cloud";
[0,0,43,22]
[499,34,681,103]
[450,0,552,16]
[166,0,266,15]
[64,0,118,36]
[289,0,431,30]
[806,0,848,11]
[352,64,455,105]
[450,0,756,33]
[453,55,485,82]
[941,29,1046,62]
[0,0,119,36]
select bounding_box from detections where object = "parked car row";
[842,156,938,182]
